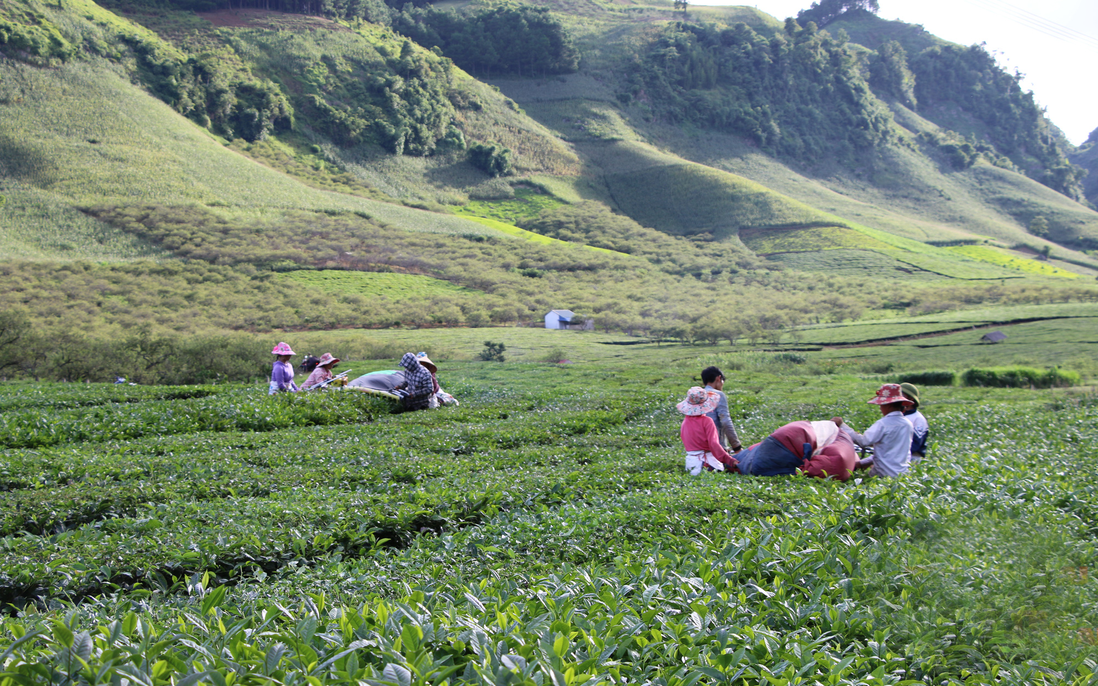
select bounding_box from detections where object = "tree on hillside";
[910,43,1085,200]
[629,20,894,165]
[868,40,916,110]
[391,4,579,77]
[796,0,879,29]
[1028,216,1049,237]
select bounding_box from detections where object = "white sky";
[699,0,1098,145]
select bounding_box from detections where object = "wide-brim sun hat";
[677,386,719,416]
[317,353,340,367]
[899,382,920,408]
[416,352,437,373]
[271,342,296,356]
[869,383,906,405]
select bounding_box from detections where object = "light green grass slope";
[0,59,508,259]
[594,141,832,238]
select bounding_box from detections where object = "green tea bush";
[0,388,388,448]
[896,370,956,386]
[960,366,1079,388]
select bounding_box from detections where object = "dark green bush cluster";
[796,0,879,29]
[897,370,957,386]
[917,130,1011,171]
[391,4,579,77]
[867,40,916,109]
[628,20,894,165]
[478,341,506,362]
[280,36,463,155]
[0,17,76,63]
[467,143,513,177]
[910,44,1084,199]
[960,366,1079,389]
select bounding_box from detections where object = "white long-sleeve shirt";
[843,411,913,478]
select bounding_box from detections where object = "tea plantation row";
[0,363,1095,685]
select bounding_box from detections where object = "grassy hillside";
[1,0,1098,352]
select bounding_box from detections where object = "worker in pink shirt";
[677,387,738,475]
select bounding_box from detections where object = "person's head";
[899,382,920,410]
[416,352,437,373]
[701,366,724,390]
[868,383,906,414]
[271,342,295,363]
[317,353,340,369]
[677,386,720,416]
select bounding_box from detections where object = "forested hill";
[1069,128,1098,208]
[2,0,1098,360]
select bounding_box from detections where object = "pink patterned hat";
[317,353,340,367]
[868,383,905,405]
[676,387,719,416]
[271,342,296,356]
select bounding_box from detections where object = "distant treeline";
[389,4,579,77]
[908,43,1084,200]
[628,20,894,165]
[629,18,1084,199]
[96,0,578,77]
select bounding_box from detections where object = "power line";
[954,0,1098,49]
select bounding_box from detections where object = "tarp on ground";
[345,370,404,399]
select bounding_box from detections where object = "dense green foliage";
[1068,127,1098,208]
[867,40,916,109]
[0,349,1095,684]
[909,44,1085,200]
[227,30,464,155]
[467,143,513,178]
[796,0,879,29]
[0,0,474,156]
[628,20,894,165]
[390,4,579,78]
[959,365,1080,389]
[0,0,294,143]
[895,370,956,386]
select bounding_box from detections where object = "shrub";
[960,366,1079,389]
[478,340,506,362]
[897,370,957,386]
[468,143,513,178]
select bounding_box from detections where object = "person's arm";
[702,418,737,468]
[715,394,742,451]
[839,424,871,449]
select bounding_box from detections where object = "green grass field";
[1,331,1096,684]
[944,244,1080,278]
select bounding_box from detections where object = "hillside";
[2,0,1098,370]
[1069,127,1098,209]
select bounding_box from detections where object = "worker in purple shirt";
[269,342,299,394]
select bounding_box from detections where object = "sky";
[698,0,1098,145]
